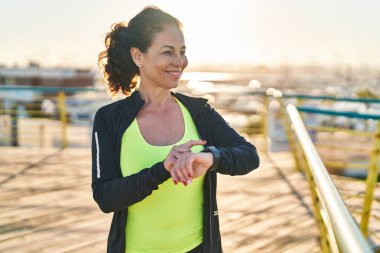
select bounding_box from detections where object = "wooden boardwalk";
[0,144,376,252]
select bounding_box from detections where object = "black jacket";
[91,91,260,253]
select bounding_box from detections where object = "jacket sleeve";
[91,108,171,213]
[206,104,260,175]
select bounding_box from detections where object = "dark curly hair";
[98,6,182,96]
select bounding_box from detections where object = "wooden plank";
[218,150,320,253]
[2,145,376,252]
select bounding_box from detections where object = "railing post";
[278,97,302,171]
[262,95,269,152]
[302,158,332,252]
[360,120,380,236]
[296,97,304,107]
[10,104,19,146]
[57,91,68,149]
[39,121,45,148]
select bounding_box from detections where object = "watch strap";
[201,146,220,172]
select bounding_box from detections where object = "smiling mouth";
[166,71,182,78]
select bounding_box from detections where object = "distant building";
[0,64,95,87]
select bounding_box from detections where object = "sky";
[1,0,380,69]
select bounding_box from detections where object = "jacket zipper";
[193,114,214,252]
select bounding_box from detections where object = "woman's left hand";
[170,152,213,185]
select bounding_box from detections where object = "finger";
[179,154,191,180]
[184,139,207,148]
[171,160,183,183]
[170,169,179,185]
[173,159,188,185]
[185,155,194,179]
[176,167,187,185]
[173,169,186,185]
[170,162,179,184]
[172,145,191,154]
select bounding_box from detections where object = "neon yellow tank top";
[120,98,204,253]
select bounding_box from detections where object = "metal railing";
[294,106,380,236]
[191,88,380,251]
[271,91,380,241]
[0,85,109,148]
[287,104,373,253]
[1,84,379,251]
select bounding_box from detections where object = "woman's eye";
[163,51,172,55]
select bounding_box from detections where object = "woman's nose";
[173,53,184,66]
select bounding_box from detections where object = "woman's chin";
[166,81,180,89]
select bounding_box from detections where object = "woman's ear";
[130,47,143,67]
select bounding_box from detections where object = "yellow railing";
[225,91,380,250]
[273,92,380,244]
[294,107,380,238]
[57,91,68,148]
[287,104,373,253]
[1,84,379,251]
[362,120,380,235]
[0,86,101,148]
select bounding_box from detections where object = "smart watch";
[201,146,220,172]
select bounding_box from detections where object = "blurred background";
[1,0,379,148]
[2,0,380,69]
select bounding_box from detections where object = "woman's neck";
[137,85,175,108]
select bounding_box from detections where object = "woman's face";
[138,25,188,90]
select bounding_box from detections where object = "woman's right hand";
[163,140,206,173]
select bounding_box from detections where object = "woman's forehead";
[150,25,185,49]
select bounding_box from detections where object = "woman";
[92,6,260,253]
